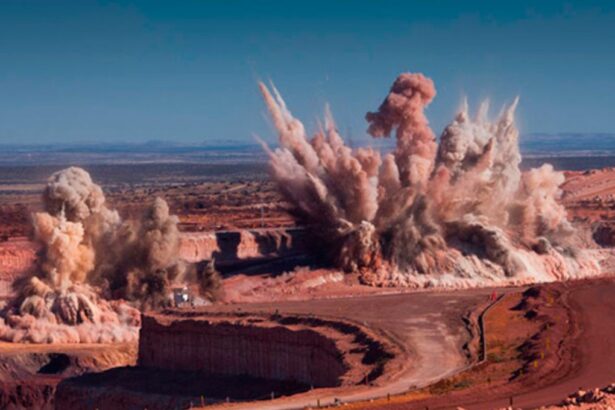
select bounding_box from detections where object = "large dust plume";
[0,167,219,343]
[260,72,601,288]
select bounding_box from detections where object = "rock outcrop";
[138,312,364,387]
[0,228,308,301]
[179,227,306,265]
[0,238,38,300]
[0,342,136,410]
[54,310,397,409]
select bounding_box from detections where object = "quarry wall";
[0,238,37,300]
[0,227,307,299]
[178,227,307,264]
[137,312,347,387]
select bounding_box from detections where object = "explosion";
[260,72,601,288]
[0,167,219,343]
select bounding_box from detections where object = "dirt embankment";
[0,238,38,303]
[0,227,309,301]
[538,383,615,409]
[562,168,615,247]
[347,279,615,410]
[55,311,397,409]
[0,342,136,410]
[350,283,576,409]
[138,311,378,387]
[179,228,308,273]
[0,239,37,276]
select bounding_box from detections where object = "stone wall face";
[178,228,306,264]
[178,232,219,263]
[0,228,307,298]
[0,239,38,299]
[138,314,347,387]
[55,312,395,409]
[0,239,37,276]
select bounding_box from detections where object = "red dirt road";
[474,280,615,409]
[378,280,615,410]
[199,288,496,409]
[204,280,615,410]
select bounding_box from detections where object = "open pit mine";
[0,71,614,410]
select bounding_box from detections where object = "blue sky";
[0,0,614,145]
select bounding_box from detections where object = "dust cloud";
[260,72,601,288]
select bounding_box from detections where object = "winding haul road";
[366,279,615,410]
[205,288,495,409]
[465,280,615,410]
[207,279,615,410]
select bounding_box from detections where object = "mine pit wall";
[0,227,307,299]
[179,227,307,264]
[138,313,347,387]
[0,238,38,301]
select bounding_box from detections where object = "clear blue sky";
[0,0,614,145]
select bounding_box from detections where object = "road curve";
[374,279,615,410]
[470,279,615,409]
[203,289,495,409]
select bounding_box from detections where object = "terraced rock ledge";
[54,310,398,409]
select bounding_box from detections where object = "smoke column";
[260,72,601,288]
[0,167,218,343]
[93,197,188,309]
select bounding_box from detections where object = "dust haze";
[0,167,220,343]
[260,72,601,288]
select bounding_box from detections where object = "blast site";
[2,2,615,410]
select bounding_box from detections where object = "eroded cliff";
[55,310,397,409]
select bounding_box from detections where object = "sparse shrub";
[487,352,506,363]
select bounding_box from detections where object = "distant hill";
[0,141,266,166]
[520,133,615,156]
[1,134,615,166]
[0,140,262,154]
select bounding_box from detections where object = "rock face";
[179,227,306,265]
[488,382,615,410]
[0,239,37,275]
[138,312,347,387]
[0,238,38,300]
[0,228,307,301]
[0,342,136,410]
[593,222,615,247]
[54,366,310,410]
[54,311,395,409]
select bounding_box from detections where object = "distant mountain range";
[520,133,615,156]
[0,140,262,154]
[1,134,615,165]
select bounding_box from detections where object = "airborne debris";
[0,167,221,343]
[260,72,601,288]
